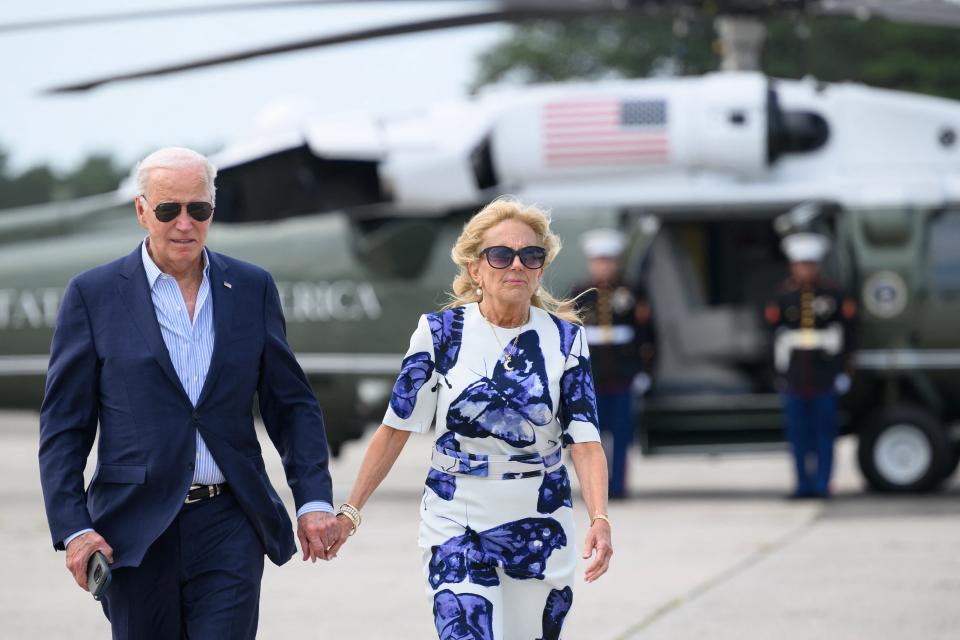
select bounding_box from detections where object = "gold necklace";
[481,309,528,371]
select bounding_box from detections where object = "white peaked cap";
[581,228,625,258]
[782,232,830,263]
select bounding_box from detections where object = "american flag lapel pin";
[224,281,232,289]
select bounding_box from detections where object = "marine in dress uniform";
[571,229,656,499]
[765,232,857,498]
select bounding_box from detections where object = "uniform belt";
[430,443,563,480]
[584,325,634,346]
[185,483,228,504]
[774,324,843,373]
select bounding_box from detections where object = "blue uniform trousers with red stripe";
[782,392,838,497]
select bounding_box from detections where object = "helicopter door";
[916,210,960,349]
[647,225,756,394]
[641,218,786,453]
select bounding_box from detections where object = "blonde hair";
[442,197,581,324]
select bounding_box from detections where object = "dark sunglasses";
[140,195,213,223]
[480,245,547,269]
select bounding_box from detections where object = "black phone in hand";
[87,551,112,601]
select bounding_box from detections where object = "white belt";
[430,444,563,480]
[774,324,843,372]
[585,325,635,346]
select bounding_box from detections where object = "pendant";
[503,355,514,371]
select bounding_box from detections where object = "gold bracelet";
[590,514,611,527]
[337,503,362,535]
[337,510,359,535]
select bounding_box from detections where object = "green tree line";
[0,148,129,210]
[472,15,960,100]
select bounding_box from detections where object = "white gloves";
[834,373,851,395]
[632,372,652,396]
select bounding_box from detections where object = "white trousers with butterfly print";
[418,469,577,640]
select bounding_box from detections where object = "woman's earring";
[476,287,483,297]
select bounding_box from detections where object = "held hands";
[296,511,341,562]
[65,531,113,591]
[326,514,357,557]
[582,518,613,583]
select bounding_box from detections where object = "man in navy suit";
[39,147,341,639]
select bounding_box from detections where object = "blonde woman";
[330,198,612,639]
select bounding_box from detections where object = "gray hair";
[135,147,218,205]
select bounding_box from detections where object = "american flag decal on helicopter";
[542,98,669,167]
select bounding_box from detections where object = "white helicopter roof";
[210,70,960,214]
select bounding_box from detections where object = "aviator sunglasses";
[480,245,547,269]
[139,195,214,223]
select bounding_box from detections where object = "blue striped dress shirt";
[141,242,331,519]
[141,241,224,485]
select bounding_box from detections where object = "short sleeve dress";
[383,302,600,640]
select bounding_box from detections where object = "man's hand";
[65,532,113,591]
[296,511,340,562]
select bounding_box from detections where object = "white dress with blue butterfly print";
[383,302,601,640]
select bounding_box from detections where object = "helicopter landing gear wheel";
[857,404,951,493]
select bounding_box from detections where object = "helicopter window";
[928,211,960,297]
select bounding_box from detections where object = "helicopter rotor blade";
[0,0,637,34]
[9,0,960,35]
[0,1,454,34]
[815,0,960,28]
[34,0,960,94]
[42,7,608,94]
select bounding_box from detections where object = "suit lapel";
[117,245,189,401]
[197,250,233,407]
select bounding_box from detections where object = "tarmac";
[2,409,958,639]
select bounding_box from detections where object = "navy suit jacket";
[39,244,332,568]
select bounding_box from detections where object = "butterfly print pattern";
[433,589,494,640]
[537,467,572,514]
[426,470,457,501]
[428,307,465,387]
[559,355,599,430]
[445,331,553,448]
[429,517,567,589]
[551,315,580,360]
[537,586,574,640]
[427,432,460,501]
[390,351,435,419]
